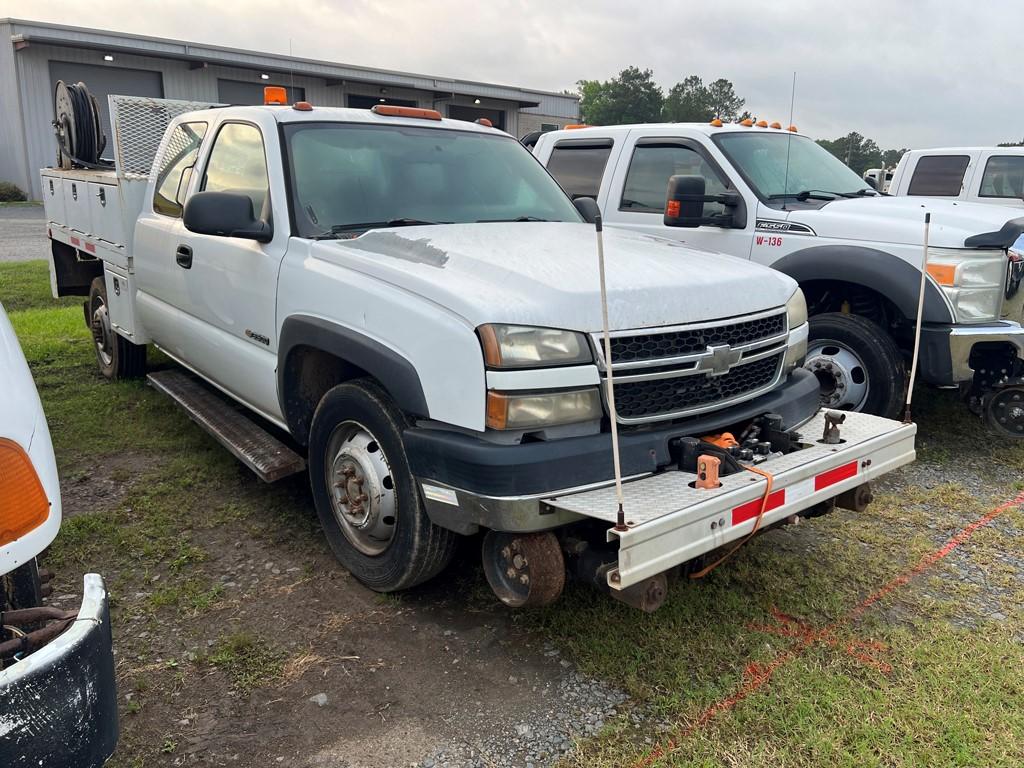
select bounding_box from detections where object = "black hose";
[53,80,113,170]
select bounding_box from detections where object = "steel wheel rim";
[805,339,870,411]
[987,388,1024,437]
[325,420,397,556]
[90,293,114,367]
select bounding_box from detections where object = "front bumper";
[410,369,819,533]
[920,321,1024,384]
[0,574,118,767]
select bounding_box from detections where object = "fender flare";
[773,245,955,324]
[278,315,429,442]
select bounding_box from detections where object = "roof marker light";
[564,124,588,130]
[371,104,442,120]
[475,117,493,127]
[770,121,782,129]
[739,118,754,127]
[264,86,287,105]
[756,119,768,128]
[710,118,723,127]
[787,125,798,132]
[293,101,313,111]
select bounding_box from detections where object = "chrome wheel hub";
[325,421,396,556]
[805,340,870,411]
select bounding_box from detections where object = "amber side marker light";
[709,118,723,127]
[371,104,442,120]
[0,438,50,547]
[292,101,313,111]
[739,118,754,127]
[927,263,957,286]
[756,119,768,128]
[770,121,782,129]
[263,86,287,105]
[787,125,799,132]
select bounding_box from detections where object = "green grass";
[0,260,78,313]
[206,631,284,694]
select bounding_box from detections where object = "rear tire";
[308,380,457,592]
[88,276,146,380]
[805,312,906,419]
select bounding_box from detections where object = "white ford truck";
[39,89,916,610]
[534,122,1024,435]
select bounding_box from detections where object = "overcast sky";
[6,0,1022,148]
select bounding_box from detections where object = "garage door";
[50,61,164,160]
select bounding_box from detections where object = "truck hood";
[312,222,797,331]
[787,196,1023,248]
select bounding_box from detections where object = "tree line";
[576,67,913,176]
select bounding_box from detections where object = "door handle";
[175,244,193,269]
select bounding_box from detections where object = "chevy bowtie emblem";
[700,344,743,376]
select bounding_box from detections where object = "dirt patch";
[60,453,162,519]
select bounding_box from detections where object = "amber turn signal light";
[926,263,957,286]
[0,438,50,547]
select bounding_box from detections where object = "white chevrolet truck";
[39,87,915,610]
[534,122,1024,434]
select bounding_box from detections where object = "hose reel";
[53,80,112,170]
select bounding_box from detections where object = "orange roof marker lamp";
[371,104,442,120]
[263,86,288,105]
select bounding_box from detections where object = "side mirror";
[864,176,878,190]
[663,175,706,228]
[183,191,272,243]
[574,196,601,224]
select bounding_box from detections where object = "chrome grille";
[596,309,788,423]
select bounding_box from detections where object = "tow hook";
[822,410,846,444]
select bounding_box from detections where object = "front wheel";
[308,380,457,592]
[88,276,146,380]
[805,312,906,419]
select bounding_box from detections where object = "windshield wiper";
[314,218,442,239]
[476,216,550,222]
[768,190,844,201]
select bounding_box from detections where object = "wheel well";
[801,280,905,330]
[282,346,374,445]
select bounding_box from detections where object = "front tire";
[308,380,457,592]
[805,312,906,418]
[88,276,146,380]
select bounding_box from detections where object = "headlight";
[927,247,1006,323]
[785,288,808,329]
[478,324,592,368]
[486,388,602,430]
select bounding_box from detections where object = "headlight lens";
[785,288,808,329]
[927,247,1006,323]
[478,324,592,368]
[486,388,602,429]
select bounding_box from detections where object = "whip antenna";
[595,213,627,531]
[781,72,797,211]
[904,211,931,423]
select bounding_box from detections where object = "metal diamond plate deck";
[544,411,915,525]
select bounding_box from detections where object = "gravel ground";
[415,646,628,768]
[0,204,48,262]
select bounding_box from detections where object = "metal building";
[0,18,580,199]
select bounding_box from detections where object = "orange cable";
[689,464,775,579]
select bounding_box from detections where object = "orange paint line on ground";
[629,489,1024,768]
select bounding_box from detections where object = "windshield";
[715,132,873,203]
[284,123,582,237]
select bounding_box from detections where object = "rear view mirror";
[664,175,707,228]
[184,191,272,242]
[574,197,600,224]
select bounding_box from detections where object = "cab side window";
[152,122,208,218]
[979,155,1024,199]
[201,123,270,219]
[546,141,613,200]
[621,143,728,215]
[907,155,969,196]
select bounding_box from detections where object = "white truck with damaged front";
[39,94,915,610]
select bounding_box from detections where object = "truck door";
[602,137,754,258]
[161,119,287,422]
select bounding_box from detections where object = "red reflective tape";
[732,489,785,525]
[815,460,858,491]
[70,236,80,246]
[84,242,96,253]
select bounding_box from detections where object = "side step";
[147,369,306,483]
